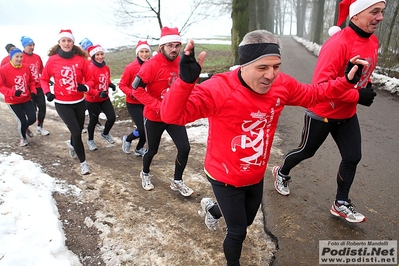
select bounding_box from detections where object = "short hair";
[239,30,281,47]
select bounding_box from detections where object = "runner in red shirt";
[0,48,36,146]
[273,0,384,224]
[21,36,49,136]
[132,27,194,197]
[119,40,151,156]
[40,29,95,175]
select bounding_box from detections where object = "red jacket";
[161,68,359,187]
[309,26,378,119]
[132,53,179,122]
[22,52,44,88]
[119,58,143,105]
[0,63,36,104]
[40,54,94,104]
[85,61,112,103]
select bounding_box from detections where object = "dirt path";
[0,97,275,265]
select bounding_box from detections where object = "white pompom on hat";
[135,40,151,55]
[159,27,181,45]
[58,29,75,42]
[328,0,385,36]
[88,44,105,57]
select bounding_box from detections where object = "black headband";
[238,43,281,66]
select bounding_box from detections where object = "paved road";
[263,35,399,265]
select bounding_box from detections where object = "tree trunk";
[311,0,325,44]
[231,0,249,65]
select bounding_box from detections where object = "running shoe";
[170,180,194,197]
[134,147,147,157]
[101,132,115,144]
[87,140,98,151]
[273,166,291,196]
[80,161,91,175]
[200,197,220,231]
[20,138,28,147]
[330,200,366,223]
[122,135,131,154]
[37,126,50,136]
[140,171,154,191]
[66,140,77,159]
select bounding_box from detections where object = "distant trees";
[113,0,399,72]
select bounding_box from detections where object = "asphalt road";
[263,35,399,266]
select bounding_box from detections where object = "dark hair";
[48,44,87,57]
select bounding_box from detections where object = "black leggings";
[280,113,361,201]
[86,99,116,140]
[32,88,46,127]
[55,101,86,163]
[209,176,264,266]
[126,103,146,150]
[8,100,36,139]
[143,119,190,180]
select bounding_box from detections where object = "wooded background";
[114,0,398,74]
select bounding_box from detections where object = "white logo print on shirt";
[59,65,78,91]
[231,109,275,171]
[13,74,27,93]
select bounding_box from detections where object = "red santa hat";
[57,29,75,42]
[328,0,386,36]
[159,27,181,45]
[135,40,151,55]
[88,44,105,57]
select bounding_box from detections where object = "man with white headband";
[160,29,368,266]
[273,0,384,224]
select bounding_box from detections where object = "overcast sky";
[0,0,231,60]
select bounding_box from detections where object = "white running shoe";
[101,133,115,144]
[66,140,77,159]
[134,147,147,157]
[80,161,91,175]
[200,197,220,231]
[37,126,50,136]
[87,140,98,151]
[330,200,366,223]
[140,171,154,191]
[170,180,194,197]
[20,138,28,147]
[273,166,291,196]
[122,135,131,154]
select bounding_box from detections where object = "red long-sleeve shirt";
[0,63,36,104]
[85,61,112,103]
[119,59,143,105]
[309,26,378,119]
[22,52,43,88]
[40,54,94,104]
[132,53,179,121]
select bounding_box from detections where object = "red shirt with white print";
[40,54,94,104]
[85,61,112,103]
[0,62,36,104]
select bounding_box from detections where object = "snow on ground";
[1,36,399,265]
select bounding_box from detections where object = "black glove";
[46,92,55,102]
[358,82,376,106]
[77,83,88,92]
[49,80,54,86]
[30,93,36,102]
[109,83,116,91]
[99,90,108,98]
[15,90,22,97]
[345,60,364,84]
[179,48,201,84]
